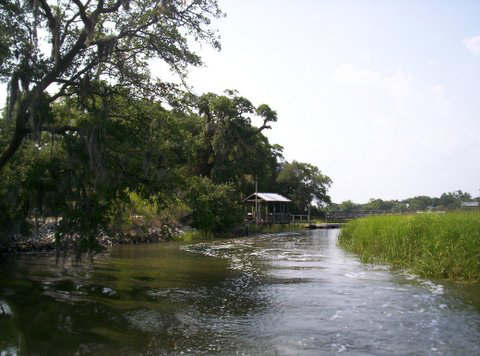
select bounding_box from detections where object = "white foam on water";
[331,344,347,353]
[421,280,444,295]
[330,310,343,320]
[404,273,419,280]
[0,300,12,316]
[101,287,117,296]
[0,347,18,356]
[345,272,365,279]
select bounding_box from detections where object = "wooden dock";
[306,223,343,229]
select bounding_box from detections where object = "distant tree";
[438,190,472,209]
[402,195,434,211]
[362,199,396,211]
[276,160,332,213]
[336,200,360,211]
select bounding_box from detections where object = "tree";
[336,200,360,211]
[402,195,434,211]
[179,90,280,194]
[184,176,242,233]
[438,190,472,209]
[0,84,199,251]
[276,160,332,213]
[0,0,222,170]
[363,198,396,211]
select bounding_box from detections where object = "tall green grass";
[338,212,480,282]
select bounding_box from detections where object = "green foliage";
[127,192,159,223]
[0,85,334,254]
[0,0,222,169]
[403,195,435,211]
[184,176,242,233]
[188,90,281,196]
[176,230,209,242]
[332,200,360,212]
[0,0,336,255]
[329,190,478,213]
[277,160,332,212]
[339,212,480,282]
[55,197,108,262]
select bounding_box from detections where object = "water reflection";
[1,229,480,354]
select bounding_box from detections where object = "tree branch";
[71,0,89,25]
[38,0,55,27]
[255,120,272,133]
[96,0,122,15]
[0,98,30,170]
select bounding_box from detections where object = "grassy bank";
[338,212,480,282]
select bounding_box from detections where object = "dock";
[306,223,343,229]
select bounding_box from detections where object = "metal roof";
[244,192,291,203]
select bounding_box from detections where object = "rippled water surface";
[1,229,480,355]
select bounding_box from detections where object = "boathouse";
[244,192,291,224]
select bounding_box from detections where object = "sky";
[1,0,479,203]
[182,0,480,203]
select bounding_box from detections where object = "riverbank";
[0,221,182,255]
[1,220,308,255]
[338,211,480,282]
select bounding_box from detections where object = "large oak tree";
[0,0,221,170]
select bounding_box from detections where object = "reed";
[338,211,480,282]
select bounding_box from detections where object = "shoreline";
[0,221,312,256]
[0,221,182,256]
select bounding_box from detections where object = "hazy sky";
[184,0,480,203]
[1,0,479,203]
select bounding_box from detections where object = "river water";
[1,229,480,355]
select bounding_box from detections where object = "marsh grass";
[338,211,480,282]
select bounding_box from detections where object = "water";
[1,229,479,355]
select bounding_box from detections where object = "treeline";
[330,190,479,212]
[0,0,332,254]
[0,89,332,250]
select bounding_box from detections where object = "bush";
[184,176,242,233]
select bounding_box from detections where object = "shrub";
[184,176,242,233]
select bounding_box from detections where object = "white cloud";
[334,63,383,87]
[388,70,413,107]
[360,50,372,61]
[333,64,413,106]
[333,64,453,119]
[463,35,480,56]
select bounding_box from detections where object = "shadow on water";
[1,229,480,355]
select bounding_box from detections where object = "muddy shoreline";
[0,221,183,255]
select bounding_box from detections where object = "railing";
[326,210,412,220]
[291,214,309,222]
[245,213,292,225]
[265,213,292,224]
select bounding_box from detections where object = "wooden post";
[265,202,267,224]
[255,179,258,227]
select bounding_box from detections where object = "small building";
[461,202,479,208]
[244,192,291,224]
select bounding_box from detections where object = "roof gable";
[245,192,291,202]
